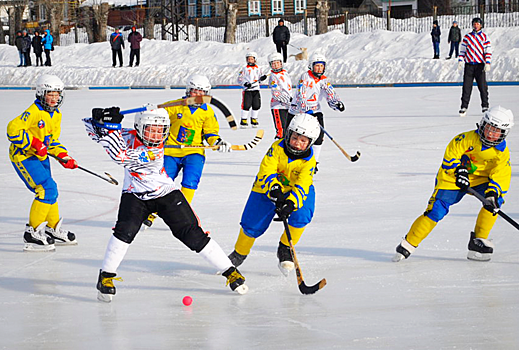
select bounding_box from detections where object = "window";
[202,0,211,17]
[188,0,197,18]
[215,0,224,17]
[39,4,46,21]
[294,0,306,14]
[248,0,261,15]
[271,0,283,14]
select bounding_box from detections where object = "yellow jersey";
[7,102,68,163]
[437,130,511,196]
[163,99,220,158]
[252,140,316,209]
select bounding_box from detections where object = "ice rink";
[1,87,519,349]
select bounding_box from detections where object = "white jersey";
[237,64,263,91]
[83,118,176,200]
[268,69,293,110]
[289,70,341,115]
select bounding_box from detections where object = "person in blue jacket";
[41,29,53,66]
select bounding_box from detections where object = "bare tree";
[144,5,161,39]
[78,1,110,43]
[315,0,330,35]
[39,0,64,45]
[224,0,237,44]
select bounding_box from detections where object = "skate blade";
[23,243,56,252]
[97,291,113,303]
[251,125,258,128]
[278,261,295,277]
[459,113,467,117]
[234,284,249,295]
[467,251,492,261]
[391,252,405,262]
[240,125,248,129]
[55,240,78,246]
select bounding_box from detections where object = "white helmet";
[308,52,326,76]
[186,74,211,96]
[134,108,170,147]
[285,113,321,156]
[246,51,257,64]
[268,52,283,72]
[35,74,65,112]
[478,106,514,147]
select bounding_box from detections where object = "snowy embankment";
[0,27,518,87]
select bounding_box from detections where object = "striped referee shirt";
[459,30,492,64]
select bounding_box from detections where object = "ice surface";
[1,87,519,349]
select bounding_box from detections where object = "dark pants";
[271,108,289,139]
[432,41,440,57]
[287,112,324,145]
[113,190,210,252]
[275,42,288,63]
[35,53,43,66]
[461,63,488,109]
[44,49,52,66]
[242,90,261,111]
[112,49,123,67]
[448,42,459,58]
[23,51,32,66]
[129,48,140,66]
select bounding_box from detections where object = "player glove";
[269,184,285,208]
[485,63,491,72]
[244,82,252,89]
[457,61,463,71]
[214,138,232,153]
[274,200,296,221]
[92,107,124,129]
[335,101,345,112]
[57,152,78,169]
[259,75,268,82]
[483,191,499,215]
[31,137,47,157]
[455,166,470,191]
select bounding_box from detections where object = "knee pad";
[37,178,58,204]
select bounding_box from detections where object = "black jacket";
[32,35,43,54]
[272,25,290,44]
[448,26,462,43]
[110,32,125,50]
[15,35,24,51]
[431,26,441,42]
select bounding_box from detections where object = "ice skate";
[141,213,157,230]
[277,242,294,276]
[240,118,248,129]
[222,266,248,294]
[251,118,259,128]
[23,222,55,252]
[467,231,494,261]
[392,239,416,262]
[228,250,247,267]
[459,108,467,117]
[45,218,77,245]
[97,269,122,302]
[482,107,489,113]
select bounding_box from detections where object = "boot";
[23,222,55,252]
[97,269,122,302]
[277,242,294,276]
[45,218,77,245]
[251,118,259,128]
[467,232,494,261]
[222,266,248,294]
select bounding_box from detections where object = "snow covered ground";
[1,86,519,349]
[1,27,518,87]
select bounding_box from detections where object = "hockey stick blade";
[207,96,238,130]
[165,129,264,151]
[466,187,519,230]
[320,126,360,162]
[299,277,327,295]
[48,154,118,186]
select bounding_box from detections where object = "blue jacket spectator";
[41,29,53,66]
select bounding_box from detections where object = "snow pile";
[0,27,518,87]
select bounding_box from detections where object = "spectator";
[128,26,142,67]
[110,28,125,68]
[446,21,461,60]
[431,20,441,59]
[22,30,32,66]
[15,31,24,67]
[272,19,290,63]
[32,30,44,66]
[41,29,53,67]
